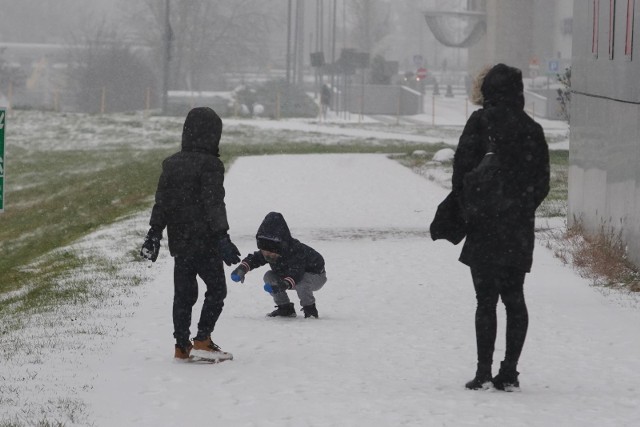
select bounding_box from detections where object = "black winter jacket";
[452,64,550,272]
[240,212,325,286]
[149,107,230,257]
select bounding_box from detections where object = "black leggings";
[173,255,227,346]
[470,266,528,368]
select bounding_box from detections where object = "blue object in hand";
[264,280,289,294]
[230,266,246,283]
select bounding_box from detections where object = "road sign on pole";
[547,59,560,74]
[0,108,4,212]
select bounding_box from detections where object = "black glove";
[230,265,247,283]
[217,235,241,266]
[140,227,162,262]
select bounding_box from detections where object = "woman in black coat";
[452,64,550,391]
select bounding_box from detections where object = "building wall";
[553,0,575,58]
[532,0,573,61]
[344,84,422,115]
[570,0,640,266]
[532,2,557,62]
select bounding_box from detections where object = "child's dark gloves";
[216,235,241,266]
[140,227,162,262]
[230,265,247,283]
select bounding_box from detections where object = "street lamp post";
[286,0,292,85]
[162,0,171,115]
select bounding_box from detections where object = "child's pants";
[264,270,327,307]
[173,255,226,345]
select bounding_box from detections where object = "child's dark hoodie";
[240,212,325,286]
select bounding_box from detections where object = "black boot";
[301,303,319,318]
[465,364,493,390]
[267,303,297,318]
[492,361,520,391]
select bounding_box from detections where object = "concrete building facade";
[569,0,640,266]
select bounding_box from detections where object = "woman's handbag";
[430,191,466,245]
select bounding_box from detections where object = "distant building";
[569,0,640,266]
[467,0,573,76]
[422,1,572,117]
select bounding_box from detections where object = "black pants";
[470,266,528,369]
[173,255,227,346]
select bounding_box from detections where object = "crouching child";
[230,212,327,318]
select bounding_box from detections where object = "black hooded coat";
[149,107,230,257]
[241,212,325,285]
[451,64,550,272]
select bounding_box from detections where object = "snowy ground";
[80,154,640,427]
[3,103,639,426]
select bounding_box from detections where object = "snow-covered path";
[86,154,640,426]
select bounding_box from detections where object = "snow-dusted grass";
[0,146,172,297]
[0,215,153,426]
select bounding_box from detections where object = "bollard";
[54,90,60,112]
[432,95,435,126]
[101,87,106,114]
[145,87,151,118]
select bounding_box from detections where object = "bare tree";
[121,0,280,91]
[0,0,116,43]
[66,22,157,113]
[0,48,26,93]
[346,0,393,56]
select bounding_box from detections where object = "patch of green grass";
[0,147,173,296]
[0,418,66,427]
[549,149,569,166]
[540,151,569,217]
[0,251,85,315]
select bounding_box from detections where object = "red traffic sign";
[416,67,428,79]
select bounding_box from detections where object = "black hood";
[181,107,222,156]
[256,212,293,254]
[481,63,524,110]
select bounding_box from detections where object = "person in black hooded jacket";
[451,64,550,391]
[230,212,327,318]
[140,107,241,361]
